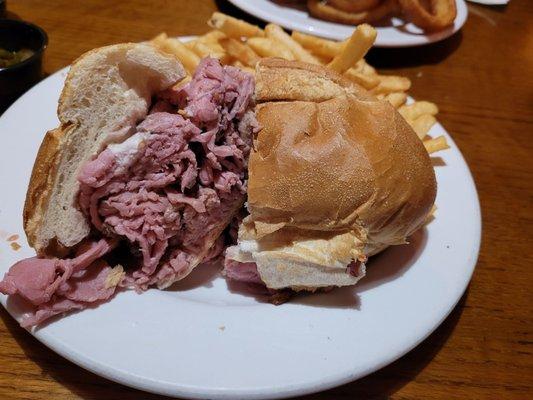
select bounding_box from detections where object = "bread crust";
[23,127,65,255]
[255,57,373,103]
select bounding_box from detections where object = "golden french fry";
[184,40,197,49]
[208,12,264,38]
[314,55,332,65]
[247,37,295,60]
[152,34,200,74]
[151,32,169,47]
[385,92,408,108]
[398,101,439,121]
[172,74,192,91]
[198,30,226,44]
[353,58,377,75]
[411,114,437,139]
[264,24,320,64]
[291,31,345,58]
[372,75,412,94]
[314,54,332,65]
[344,67,380,90]
[231,60,256,75]
[328,24,377,73]
[219,37,260,67]
[196,31,227,52]
[201,42,228,59]
[186,40,228,63]
[424,135,449,154]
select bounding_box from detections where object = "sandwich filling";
[0,58,256,326]
[223,229,367,291]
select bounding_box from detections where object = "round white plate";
[0,58,480,398]
[228,0,468,47]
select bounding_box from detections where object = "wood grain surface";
[1,0,532,399]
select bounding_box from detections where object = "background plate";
[228,0,468,47]
[0,56,480,398]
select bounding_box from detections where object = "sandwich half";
[0,44,257,326]
[223,59,436,291]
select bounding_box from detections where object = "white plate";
[0,57,480,398]
[228,0,468,47]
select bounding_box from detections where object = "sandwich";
[0,43,257,326]
[223,59,436,292]
[0,46,436,327]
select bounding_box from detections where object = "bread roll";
[227,58,436,290]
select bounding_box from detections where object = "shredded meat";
[0,58,257,326]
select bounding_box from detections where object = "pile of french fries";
[151,12,449,155]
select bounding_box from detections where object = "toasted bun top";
[24,43,185,256]
[248,58,436,250]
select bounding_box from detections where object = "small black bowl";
[0,19,48,112]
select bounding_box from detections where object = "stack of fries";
[151,12,449,154]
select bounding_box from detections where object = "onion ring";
[398,0,457,31]
[328,0,382,13]
[307,0,399,25]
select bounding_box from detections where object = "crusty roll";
[226,58,436,290]
[23,44,185,256]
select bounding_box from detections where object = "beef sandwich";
[223,59,436,291]
[0,48,436,327]
[0,44,257,326]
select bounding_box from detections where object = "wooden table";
[1,1,532,399]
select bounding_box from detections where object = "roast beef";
[0,58,256,326]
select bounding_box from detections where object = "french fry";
[264,24,320,64]
[291,31,345,59]
[354,59,377,75]
[411,114,437,139]
[186,40,228,63]
[185,40,212,57]
[198,30,226,44]
[208,12,264,38]
[315,55,332,65]
[219,37,260,67]
[247,37,295,60]
[372,75,411,94]
[151,32,169,48]
[231,60,256,75]
[171,75,192,91]
[344,67,380,90]
[398,101,439,121]
[328,24,376,73]
[196,30,227,53]
[424,135,449,154]
[385,92,408,108]
[151,34,200,74]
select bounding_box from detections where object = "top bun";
[243,59,436,271]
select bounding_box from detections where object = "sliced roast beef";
[0,239,118,327]
[223,253,364,289]
[0,58,256,326]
